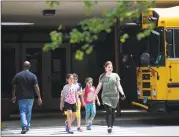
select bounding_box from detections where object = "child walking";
[64,73,83,132]
[83,77,100,130]
[60,74,78,134]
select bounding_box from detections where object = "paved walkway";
[2,119,179,136]
[2,110,179,136]
[2,126,149,136]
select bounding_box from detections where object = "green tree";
[43,1,156,60]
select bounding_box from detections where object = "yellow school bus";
[132,6,179,112]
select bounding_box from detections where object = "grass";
[1,123,6,130]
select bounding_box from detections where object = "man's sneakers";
[21,127,29,134]
[107,127,112,133]
[87,123,92,130]
[26,128,30,132]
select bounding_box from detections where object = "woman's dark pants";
[104,105,116,128]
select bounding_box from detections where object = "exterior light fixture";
[42,9,56,16]
[1,22,34,26]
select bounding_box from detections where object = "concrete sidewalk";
[8,109,176,122]
[2,111,179,136]
[8,109,147,120]
[2,110,149,131]
[3,109,177,129]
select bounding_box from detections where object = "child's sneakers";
[77,127,83,132]
[65,121,68,131]
[66,129,74,134]
[87,123,92,130]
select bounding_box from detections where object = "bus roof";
[151,6,179,18]
[150,6,179,27]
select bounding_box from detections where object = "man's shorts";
[64,102,76,112]
[65,99,81,118]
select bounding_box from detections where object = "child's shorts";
[65,100,81,118]
[64,102,76,112]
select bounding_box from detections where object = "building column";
[114,18,123,117]
[114,18,120,74]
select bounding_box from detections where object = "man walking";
[11,61,42,134]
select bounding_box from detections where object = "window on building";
[174,29,179,58]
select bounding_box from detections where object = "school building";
[2,0,179,120]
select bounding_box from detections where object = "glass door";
[46,48,67,110]
[22,43,70,110]
[2,43,20,98]
[22,43,45,109]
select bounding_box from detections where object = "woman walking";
[95,61,126,133]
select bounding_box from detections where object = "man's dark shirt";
[11,70,38,100]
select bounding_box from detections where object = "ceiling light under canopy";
[1,22,34,26]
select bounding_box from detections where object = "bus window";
[149,27,165,66]
[166,29,174,58]
[174,29,179,58]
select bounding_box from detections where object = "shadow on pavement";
[7,110,146,121]
[94,111,179,127]
[4,110,179,128]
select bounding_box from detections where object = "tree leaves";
[137,22,156,40]
[57,25,63,31]
[120,33,129,43]
[44,0,156,61]
[46,1,60,8]
[83,1,98,16]
[85,46,93,55]
[43,30,63,51]
[75,50,84,60]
